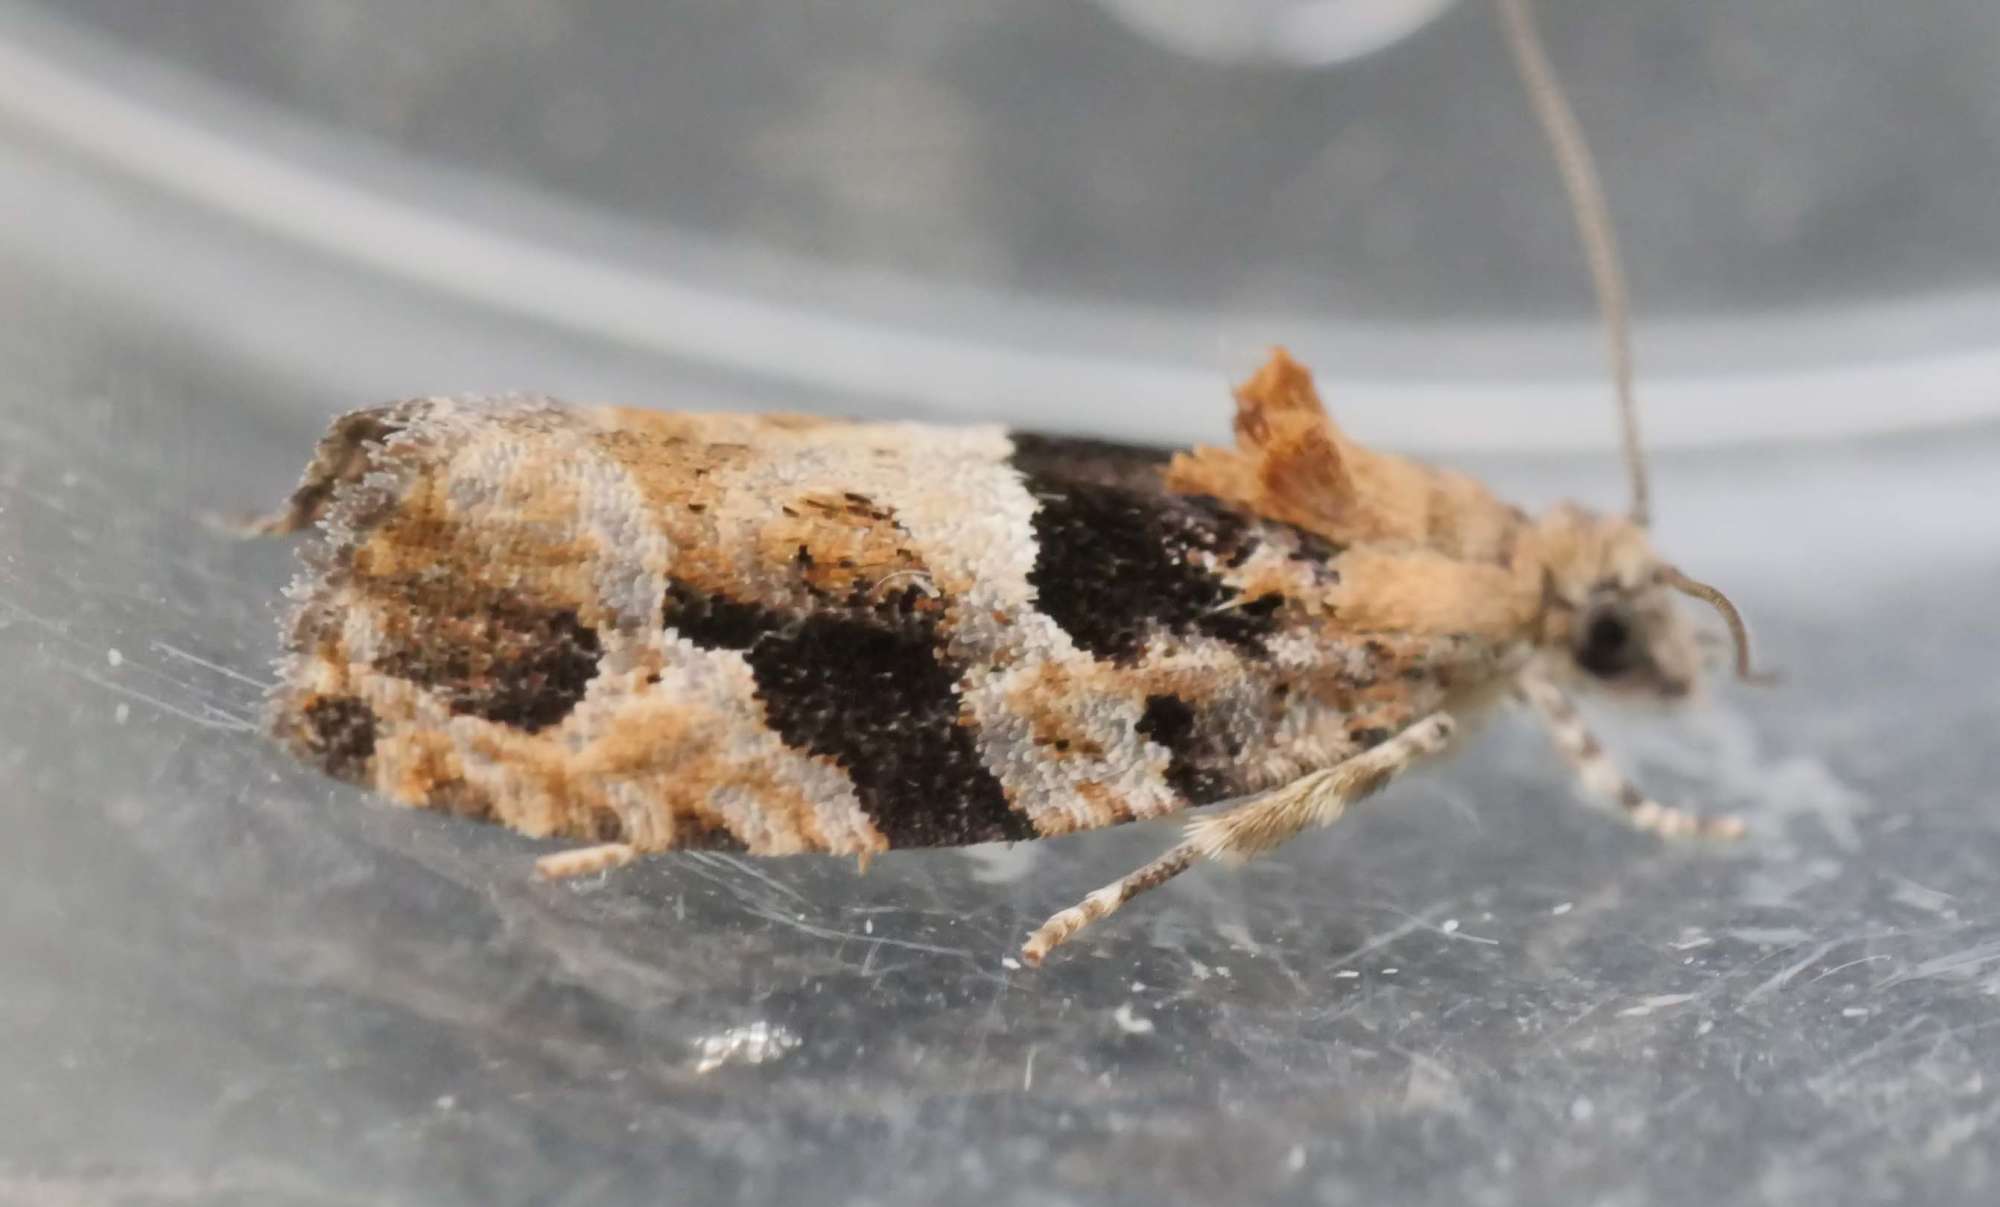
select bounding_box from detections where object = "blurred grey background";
[5,0,2000,446]
[2,3,1997,1205]
[37,0,2000,314]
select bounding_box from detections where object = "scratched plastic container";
[3,2,1997,1204]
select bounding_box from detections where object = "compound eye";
[1576,604,1642,677]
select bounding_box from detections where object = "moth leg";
[1020,713,1457,967]
[1018,844,1200,970]
[534,842,637,879]
[1512,672,1744,839]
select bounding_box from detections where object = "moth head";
[1531,505,1764,701]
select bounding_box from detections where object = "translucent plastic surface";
[3,4,1998,1205]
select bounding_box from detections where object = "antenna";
[1664,567,1773,683]
[1494,0,1651,527]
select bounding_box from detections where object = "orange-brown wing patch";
[1166,348,1528,563]
[756,491,932,603]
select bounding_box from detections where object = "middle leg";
[1020,713,1458,966]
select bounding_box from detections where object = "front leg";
[1512,670,1744,839]
[1020,713,1457,966]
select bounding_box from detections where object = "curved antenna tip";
[1663,567,1774,685]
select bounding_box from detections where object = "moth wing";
[267,400,916,861]
[1002,428,1500,838]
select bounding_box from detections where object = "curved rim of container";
[2,6,1996,451]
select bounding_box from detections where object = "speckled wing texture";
[267,358,1515,857]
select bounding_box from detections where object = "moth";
[253,0,1766,965]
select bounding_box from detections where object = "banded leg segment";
[1020,713,1457,967]
[1512,672,1743,839]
